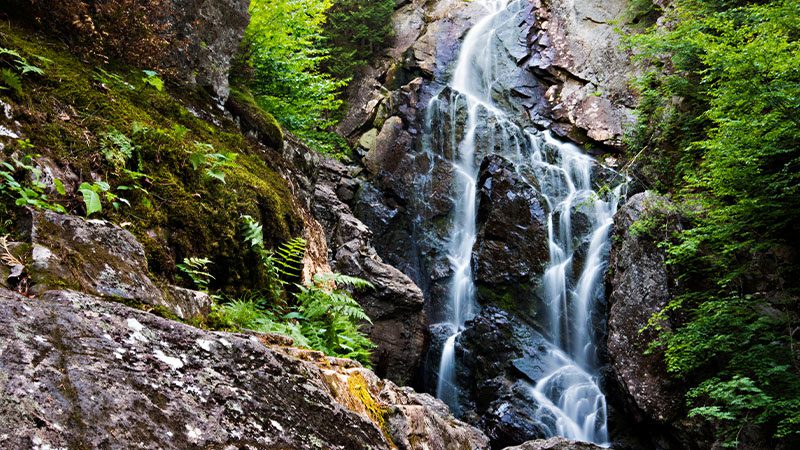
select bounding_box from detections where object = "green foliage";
[101,128,136,170]
[141,70,164,92]
[189,142,238,184]
[322,0,395,80]
[291,272,375,364]
[176,257,214,292]
[78,180,129,215]
[274,236,306,280]
[0,156,66,213]
[626,0,800,445]
[0,46,44,95]
[241,214,284,301]
[238,0,347,153]
[214,271,375,365]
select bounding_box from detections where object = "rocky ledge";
[0,288,487,449]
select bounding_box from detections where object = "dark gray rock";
[606,191,681,423]
[311,157,427,385]
[473,155,549,323]
[0,288,487,449]
[453,307,569,448]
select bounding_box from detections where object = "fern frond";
[275,237,306,279]
[314,272,374,290]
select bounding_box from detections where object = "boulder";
[0,288,488,449]
[13,208,209,320]
[503,437,606,450]
[454,307,572,448]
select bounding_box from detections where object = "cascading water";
[424,0,623,445]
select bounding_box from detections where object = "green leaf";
[79,185,102,216]
[53,178,66,195]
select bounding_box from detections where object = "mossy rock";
[0,22,302,295]
[225,88,284,150]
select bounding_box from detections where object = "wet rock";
[473,155,549,322]
[503,437,606,450]
[0,288,487,449]
[454,307,566,448]
[606,192,681,423]
[311,157,427,385]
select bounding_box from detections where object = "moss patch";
[0,21,302,295]
[347,372,394,447]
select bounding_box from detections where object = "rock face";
[604,192,716,449]
[473,155,549,322]
[0,288,488,449]
[606,192,681,423]
[309,156,427,386]
[11,208,210,321]
[4,0,249,102]
[170,0,250,101]
[530,0,637,147]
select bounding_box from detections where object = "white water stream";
[426,0,621,445]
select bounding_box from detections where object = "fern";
[275,236,306,279]
[0,46,44,96]
[241,215,265,249]
[0,69,22,96]
[177,257,214,292]
[100,128,136,170]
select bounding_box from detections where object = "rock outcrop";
[530,0,638,147]
[505,437,606,450]
[6,208,210,321]
[0,288,488,449]
[310,157,427,386]
[473,155,549,322]
[605,191,712,449]
[606,192,681,423]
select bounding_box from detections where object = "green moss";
[347,372,394,447]
[0,22,302,295]
[226,87,284,150]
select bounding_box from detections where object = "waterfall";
[424,0,622,446]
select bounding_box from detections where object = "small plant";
[177,257,214,292]
[240,215,306,301]
[0,157,66,213]
[78,180,130,216]
[100,128,136,170]
[0,47,44,96]
[141,70,164,91]
[275,236,306,279]
[189,142,238,184]
[292,272,375,364]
